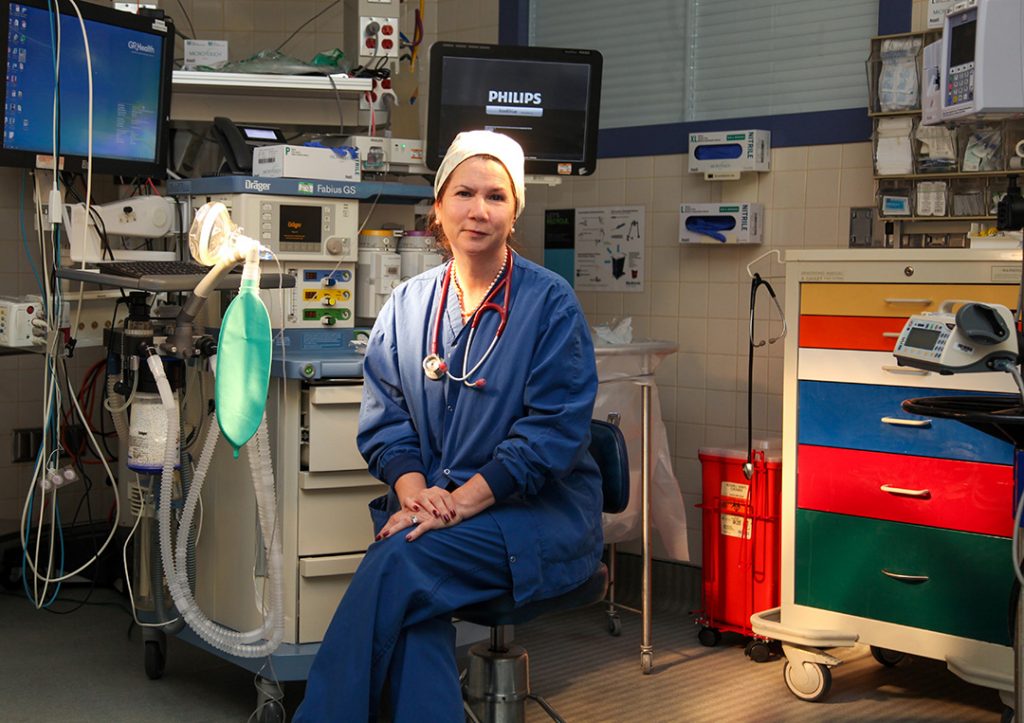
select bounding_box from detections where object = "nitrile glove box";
[688,130,771,175]
[679,203,764,245]
[252,144,361,182]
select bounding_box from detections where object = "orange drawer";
[800,283,1016,317]
[799,315,907,351]
[797,444,1012,538]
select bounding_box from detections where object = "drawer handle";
[881,569,929,584]
[881,365,931,376]
[883,298,933,305]
[880,484,931,498]
[881,416,932,428]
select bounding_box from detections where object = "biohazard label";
[721,481,749,500]
[721,514,752,539]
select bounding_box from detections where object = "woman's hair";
[428,154,518,257]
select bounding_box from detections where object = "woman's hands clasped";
[375,486,459,543]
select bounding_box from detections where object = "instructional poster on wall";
[574,206,644,292]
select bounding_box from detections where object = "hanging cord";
[744,273,786,479]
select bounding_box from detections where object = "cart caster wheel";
[869,646,905,667]
[1002,705,1014,723]
[697,626,721,647]
[745,639,772,663]
[783,660,832,702]
[607,615,622,637]
[640,651,653,674]
[144,640,165,680]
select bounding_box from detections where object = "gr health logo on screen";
[128,40,156,55]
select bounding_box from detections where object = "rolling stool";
[456,418,630,723]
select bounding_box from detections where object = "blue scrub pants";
[294,510,514,723]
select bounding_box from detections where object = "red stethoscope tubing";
[427,249,513,386]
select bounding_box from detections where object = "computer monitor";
[0,0,174,177]
[426,42,603,177]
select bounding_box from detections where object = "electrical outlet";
[12,427,43,464]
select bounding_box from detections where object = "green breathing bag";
[215,277,273,457]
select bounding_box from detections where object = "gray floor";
[0,583,1007,722]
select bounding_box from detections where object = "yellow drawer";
[297,471,385,556]
[298,553,363,643]
[800,283,1017,317]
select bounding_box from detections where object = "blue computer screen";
[4,2,164,163]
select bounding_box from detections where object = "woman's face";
[435,156,516,260]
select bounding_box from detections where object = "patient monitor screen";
[279,205,322,247]
[949,18,976,68]
[904,327,941,351]
[436,56,593,164]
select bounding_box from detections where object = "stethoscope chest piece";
[422,354,447,381]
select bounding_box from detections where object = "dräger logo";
[245,180,271,192]
[128,40,156,54]
[487,90,542,105]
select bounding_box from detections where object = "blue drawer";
[798,381,1014,464]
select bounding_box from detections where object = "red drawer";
[799,315,907,351]
[797,444,1012,537]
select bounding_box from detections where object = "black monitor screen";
[0,0,173,177]
[427,42,602,177]
[949,18,976,68]
[904,327,941,351]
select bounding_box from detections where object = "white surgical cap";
[434,130,526,219]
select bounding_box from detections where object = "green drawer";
[795,510,1012,645]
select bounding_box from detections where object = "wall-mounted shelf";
[875,170,1024,180]
[170,71,372,126]
[886,215,995,222]
[868,110,922,118]
[171,71,371,97]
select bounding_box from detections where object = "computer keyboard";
[97,260,232,278]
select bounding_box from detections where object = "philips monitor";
[0,0,174,177]
[941,0,1024,120]
[426,42,602,177]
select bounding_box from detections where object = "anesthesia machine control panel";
[190,193,359,260]
[186,192,359,329]
[893,300,1020,373]
[169,176,434,336]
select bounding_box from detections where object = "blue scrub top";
[357,252,603,604]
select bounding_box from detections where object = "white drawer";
[299,553,363,644]
[798,348,1016,392]
[304,384,366,472]
[297,471,385,556]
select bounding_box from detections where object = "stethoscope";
[422,248,513,389]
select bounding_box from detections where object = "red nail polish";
[381,531,390,538]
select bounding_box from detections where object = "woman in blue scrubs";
[296,131,602,722]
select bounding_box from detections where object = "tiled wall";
[0,2,888,568]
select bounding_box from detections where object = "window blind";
[528,0,688,129]
[529,0,879,128]
[688,0,879,121]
